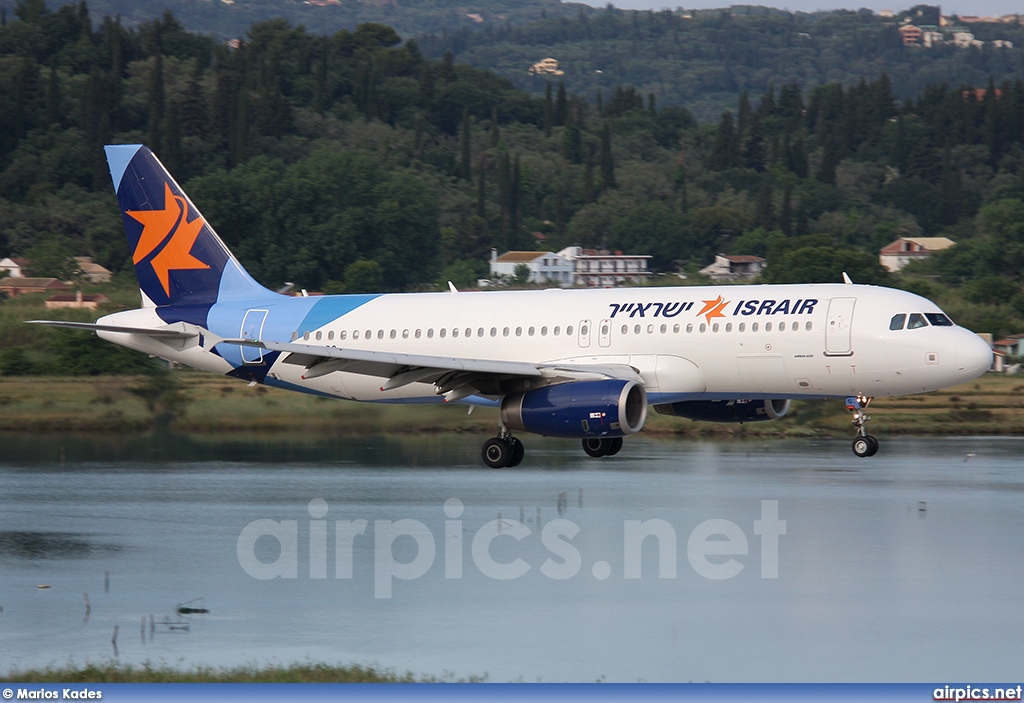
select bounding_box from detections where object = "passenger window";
[415,329,422,339]
[427,329,434,339]
[908,313,928,329]
[889,314,906,331]
[377,330,384,340]
[528,327,535,336]
[315,331,322,341]
[778,322,785,332]
[328,331,334,341]
[390,330,397,339]
[451,328,458,338]
[752,322,759,332]
[490,328,497,337]
[805,321,813,331]
[402,330,409,339]
[634,325,641,335]
[660,324,667,334]
[515,327,522,337]
[686,324,693,333]
[553,326,560,336]
[303,331,310,341]
[340,331,347,341]
[566,326,574,335]
[765,322,773,332]
[673,324,680,333]
[439,328,446,338]
[738,323,745,332]
[725,323,732,332]
[712,323,719,333]
[647,324,654,334]
[503,327,509,337]
[699,323,707,333]
[621,325,628,335]
[291,332,299,341]
[353,331,360,340]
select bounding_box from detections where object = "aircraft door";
[240,309,269,364]
[825,297,856,356]
[578,319,592,349]
[598,319,612,348]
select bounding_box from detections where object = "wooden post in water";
[140,616,146,643]
[150,613,155,637]
[111,625,119,656]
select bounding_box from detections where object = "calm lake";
[0,432,1022,682]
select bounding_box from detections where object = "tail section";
[105,144,273,308]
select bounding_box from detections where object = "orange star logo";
[696,295,729,324]
[126,182,210,296]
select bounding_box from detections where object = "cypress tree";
[555,81,568,127]
[146,53,165,153]
[543,83,553,137]
[708,111,737,171]
[780,183,793,235]
[599,122,616,189]
[458,109,472,180]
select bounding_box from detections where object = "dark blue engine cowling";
[500,380,648,438]
[654,399,791,423]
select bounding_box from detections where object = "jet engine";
[500,379,648,438]
[653,399,791,423]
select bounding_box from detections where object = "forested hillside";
[0,0,1023,357]
[422,6,1024,121]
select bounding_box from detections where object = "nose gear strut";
[846,395,878,457]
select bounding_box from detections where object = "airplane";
[30,145,993,467]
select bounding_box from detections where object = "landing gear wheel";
[507,438,525,467]
[845,395,879,458]
[582,437,608,458]
[852,435,879,458]
[482,438,511,468]
[606,437,623,456]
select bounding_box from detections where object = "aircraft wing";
[222,337,641,401]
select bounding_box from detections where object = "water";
[0,432,1022,682]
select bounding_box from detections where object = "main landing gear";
[846,395,879,457]
[482,429,524,469]
[582,437,623,458]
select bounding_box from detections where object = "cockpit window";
[907,313,928,329]
[889,314,906,331]
[925,313,953,327]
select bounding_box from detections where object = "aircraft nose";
[955,332,993,379]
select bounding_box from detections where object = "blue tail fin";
[105,144,273,307]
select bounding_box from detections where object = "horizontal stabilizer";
[26,320,203,339]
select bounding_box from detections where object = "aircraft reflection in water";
[31,145,992,467]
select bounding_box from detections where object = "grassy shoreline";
[1,662,483,683]
[0,372,1021,438]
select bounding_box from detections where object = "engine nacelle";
[654,399,791,423]
[500,380,648,438]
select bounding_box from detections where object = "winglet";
[842,272,853,285]
[448,281,459,293]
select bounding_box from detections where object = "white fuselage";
[97,282,993,407]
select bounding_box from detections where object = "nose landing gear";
[846,395,878,457]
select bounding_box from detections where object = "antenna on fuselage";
[842,272,853,285]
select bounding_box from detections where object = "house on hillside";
[0,257,29,278]
[73,257,113,284]
[489,250,574,286]
[0,277,69,298]
[45,291,111,311]
[878,237,955,272]
[699,254,766,282]
[557,247,652,287]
